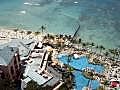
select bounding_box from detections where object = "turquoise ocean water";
[0,0,120,49]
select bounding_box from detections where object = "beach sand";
[0,28,43,45]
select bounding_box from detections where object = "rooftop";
[0,39,36,58]
[23,49,53,86]
[0,46,18,66]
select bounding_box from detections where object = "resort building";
[0,46,21,80]
[1,39,36,58]
[21,47,53,88]
[19,39,65,90]
[0,34,65,89]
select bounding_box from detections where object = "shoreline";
[0,27,45,45]
[0,26,119,49]
[0,27,120,89]
[47,34,120,89]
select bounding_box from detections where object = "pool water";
[58,55,104,90]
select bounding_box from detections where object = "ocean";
[0,0,120,49]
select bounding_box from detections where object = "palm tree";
[26,31,32,35]
[95,45,99,53]
[78,38,81,44]
[20,31,24,39]
[109,49,113,59]
[34,31,40,40]
[67,54,72,66]
[85,42,90,49]
[68,35,72,41]
[60,34,63,38]
[115,48,120,60]
[78,38,82,49]
[26,31,32,39]
[117,49,120,60]
[13,28,18,32]
[39,25,46,34]
[43,35,47,40]
[50,34,54,40]
[13,28,19,37]
[47,33,50,38]
[34,31,40,36]
[109,49,116,60]
[82,42,87,49]
[104,51,109,60]
[99,45,105,55]
[114,48,120,60]
[90,42,95,52]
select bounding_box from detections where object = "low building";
[0,46,21,80]
[0,39,36,60]
[22,48,54,89]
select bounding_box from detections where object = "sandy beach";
[0,28,43,45]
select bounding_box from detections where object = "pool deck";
[22,48,54,87]
[44,66,62,86]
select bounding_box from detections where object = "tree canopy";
[0,78,16,90]
[25,80,52,90]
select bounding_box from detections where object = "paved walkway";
[44,65,62,86]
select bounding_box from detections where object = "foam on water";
[24,2,32,5]
[20,10,26,14]
[0,0,120,49]
[74,1,78,4]
[24,2,40,6]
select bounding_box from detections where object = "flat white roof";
[23,50,52,85]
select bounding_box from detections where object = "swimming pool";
[58,54,104,90]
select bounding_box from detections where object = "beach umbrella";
[110,78,117,82]
[73,54,80,59]
[37,42,42,48]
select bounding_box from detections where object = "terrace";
[22,43,55,89]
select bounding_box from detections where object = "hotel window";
[10,66,14,74]
[17,54,20,62]
[14,58,17,65]
[16,69,20,76]
[15,64,18,70]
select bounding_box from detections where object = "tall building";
[0,46,21,80]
